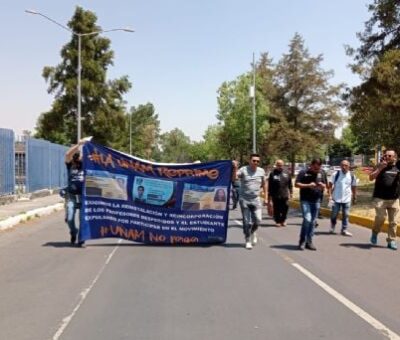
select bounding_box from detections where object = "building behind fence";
[0,128,15,196]
[0,128,68,196]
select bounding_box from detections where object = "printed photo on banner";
[181,184,227,211]
[133,176,177,207]
[85,170,128,200]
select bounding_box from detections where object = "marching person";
[232,154,268,249]
[64,138,89,246]
[369,149,400,250]
[295,158,326,250]
[328,160,357,236]
[267,159,293,227]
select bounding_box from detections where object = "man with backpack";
[328,160,357,236]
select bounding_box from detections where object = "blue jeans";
[239,200,262,239]
[66,195,81,238]
[300,200,320,244]
[330,202,350,231]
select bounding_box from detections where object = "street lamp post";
[25,9,134,143]
[249,52,256,153]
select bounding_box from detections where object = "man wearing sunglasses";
[232,154,268,249]
[369,149,400,250]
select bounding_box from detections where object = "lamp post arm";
[25,10,72,33]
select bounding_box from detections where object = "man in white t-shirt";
[328,160,357,236]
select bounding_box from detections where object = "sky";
[0,0,371,141]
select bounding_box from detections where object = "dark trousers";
[272,197,289,224]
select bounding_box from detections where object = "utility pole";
[249,52,256,153]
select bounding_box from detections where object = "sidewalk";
[0,194,64,231]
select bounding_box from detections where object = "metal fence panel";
[25,138,68,192]
[0,128,15,196]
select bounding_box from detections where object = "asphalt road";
[1,208,399,340]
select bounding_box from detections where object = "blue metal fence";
[25,138,68,192]
[0,128,15,196]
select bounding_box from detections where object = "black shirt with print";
[295,169,324,202]
[373,165,400,199]
[268,169,293,199]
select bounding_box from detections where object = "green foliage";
[347,0,400,151]
[269,33,342,166]
[158,128,192,163]
[348,48,400,150]
[34,6,131,147]
[328,140,352,159]
[347,0,400,69]
[189,125,227,162]
[216,71,270,162]
[114,103,160,159]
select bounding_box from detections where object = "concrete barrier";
[0,203,64,231]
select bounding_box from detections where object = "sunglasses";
[252,159,260,163]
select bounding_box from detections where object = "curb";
[0,203,64,232]
[289,200,400,237]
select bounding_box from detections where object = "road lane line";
[292,263,400,340]
[52,239,122,340]
[255,226,400,339]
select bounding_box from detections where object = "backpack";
[333,171,355,186]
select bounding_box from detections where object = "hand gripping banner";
[79,142,232,245]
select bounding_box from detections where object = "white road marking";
[292,263,400,340]
[52,239,122,340]
[231,218,398,338]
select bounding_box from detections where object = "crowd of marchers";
[232,150,399,251]
[62,138,400,252]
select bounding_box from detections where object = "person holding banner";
[232,154,268,249]
[64,138,89,247]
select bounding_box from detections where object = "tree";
[158,128,192,163]
[115,103,160,159]
[216,70,269,162]
[35,7,131,146]
[272,33,342,172]
[346,0,400,70]
[346,0,400,150]
[328,141,353,160]
[348,49,400,149]
[188,125,227,162]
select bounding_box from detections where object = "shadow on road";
[43,241,247,249]
[42,241,78,248]
[339,242,374,249]
[270,244,300,251]
[314,231,333,236]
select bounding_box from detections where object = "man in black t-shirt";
[267,159,293,227]
[295,158,326,250]
[369,149,400,250]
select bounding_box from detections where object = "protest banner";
[79,142,232,245]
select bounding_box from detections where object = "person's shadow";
[339,242,374,249]
[42,241,78,248]
[270,244,300,251]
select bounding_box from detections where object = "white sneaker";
[341,230,353,237]
[251,232,258,245]
[329,227,336,234]
[245,241,253,249]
